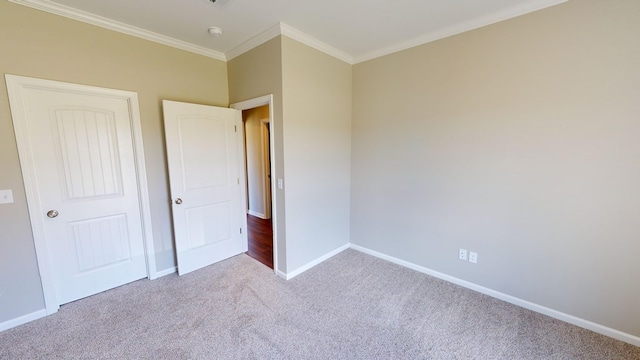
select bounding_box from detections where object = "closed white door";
[7,77,149,305]
[163,100,244,275]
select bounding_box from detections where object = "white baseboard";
[282,243,350,280]
[5,245,637,347]
[247,210,267,219]
[275,269,288,280]
[0,309,47,332]
[349,244,640,347]
[155,266,177,278]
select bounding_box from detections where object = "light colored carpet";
[0,249,638,359]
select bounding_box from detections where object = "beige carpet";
[0,249,638,359]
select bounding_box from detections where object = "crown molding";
[225,22,282,61]
[8,0,227,61]
[10,0,352,65]
[227,22,354,65]
[354,0,568,63]
[10,0,567,65]
[279,23,353,65]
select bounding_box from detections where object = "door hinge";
[234,125,237,132]
[237,178,240,184]
[240,228,242,234]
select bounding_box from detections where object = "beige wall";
[351,0,640,337]
[228,37,288,271]
[229,36,352,274]
[281,37,352,271]
[0,2,228,323]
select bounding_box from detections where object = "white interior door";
[163,100,245,275]
[6,76,149,306]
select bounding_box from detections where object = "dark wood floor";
[246,214,273,269]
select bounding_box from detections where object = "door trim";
[5,74,157,314]
[260,118,271,219]
[230,95,278,274]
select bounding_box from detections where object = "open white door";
[163,100,244,275]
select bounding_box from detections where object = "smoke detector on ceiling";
[208,0,231,9]
[208,26,223,37]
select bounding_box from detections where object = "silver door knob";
[175,198,183,205]
[46,210,59,218]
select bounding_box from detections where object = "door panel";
[185,204,232,248]
[181,117,229,189]
[163,100,243,276]
[69,215,131,271]
[55,109,122,198]
[12,85,148,305]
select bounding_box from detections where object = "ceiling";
[12,0,567,63]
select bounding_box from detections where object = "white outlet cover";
[458,248,468,261]
[469,252,478,263]
[0,189,14,204]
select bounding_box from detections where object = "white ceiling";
[12,0,567,63]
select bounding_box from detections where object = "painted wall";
[281,37,352,272]
[243,105,270,218]
[0,2,228,325]
[228,37,287,271]
[351,0,640,338]
[229,36,352,274]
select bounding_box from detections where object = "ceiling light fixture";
[207,26,223,37]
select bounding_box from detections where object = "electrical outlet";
[458,248,468,261]
[469,252,478,264]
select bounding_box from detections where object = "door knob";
[175,198,183,205]
[46,210,59,218]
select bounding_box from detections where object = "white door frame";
[230,95,278,273]
[5,74,157,314]
[260,118,272,219]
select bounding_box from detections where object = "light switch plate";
[0,189,14,204]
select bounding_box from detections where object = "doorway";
[241,105,274,269]
[231,95,277,271]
